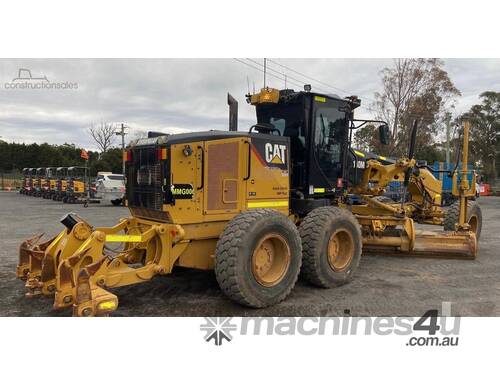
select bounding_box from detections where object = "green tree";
[465,91,500,182]
[89,148,123,176]
[0,142,124,178]
[356,59,460,162]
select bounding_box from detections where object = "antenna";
[246,76,250,95]
[263,58,266,88]
[253,82,255,94]
[284,74,287,89]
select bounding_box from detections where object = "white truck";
[95,172,125,206]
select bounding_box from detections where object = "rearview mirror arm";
[349,119,389,130]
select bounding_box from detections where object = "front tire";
[215,209,302,308]
[299,207,362,288]
[444,200,482,239]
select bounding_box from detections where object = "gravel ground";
[0,192,499,317]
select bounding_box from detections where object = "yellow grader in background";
[17,87,481,316]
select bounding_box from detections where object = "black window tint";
[313,104,346,182]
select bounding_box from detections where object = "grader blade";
[360,215,478,259]
[363,231,477,259]
[411,230,477,259]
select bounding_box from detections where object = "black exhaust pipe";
[403,120,418,191]
[408,119,419,160]
[148,131,169,138]
[228,93,238,131]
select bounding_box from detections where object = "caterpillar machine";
[25,168,37,196]
[19,168,33,195]
[17,87,481,316]
[64,166,88,203]
[42,167,57,199]
[31,167,46,197]
[53,167,68,201]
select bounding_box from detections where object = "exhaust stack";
[228,93,238,131]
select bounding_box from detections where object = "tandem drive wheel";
[214,209,302,308]
[299,206,362,288]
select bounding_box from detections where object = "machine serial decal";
[170,184,194,199]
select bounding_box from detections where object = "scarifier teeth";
[73,267,118,317]
[85,255,110,276]
[17,233,45,280]
[18,234,60,300]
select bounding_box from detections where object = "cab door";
[308,96,349,196]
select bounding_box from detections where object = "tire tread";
[215,209,301,308]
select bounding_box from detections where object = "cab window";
[256,103,306,162]
[313,103,346,182]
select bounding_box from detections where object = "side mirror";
[378,124,391,145]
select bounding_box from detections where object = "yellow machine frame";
[17,120,479,316]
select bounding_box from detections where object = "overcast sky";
[0,58,499,150]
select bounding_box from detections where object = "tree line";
[0,142,123,177]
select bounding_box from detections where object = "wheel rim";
[252,233,291,287]
[327,229,354,271]
[468,214,478,235]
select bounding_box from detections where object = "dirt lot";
[0,192,499,317]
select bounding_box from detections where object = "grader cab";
[17,87,481,316]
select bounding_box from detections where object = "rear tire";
[111,199,122,206]
[299,207,362,288]
[214,209,302,308]
[444,200,482,239]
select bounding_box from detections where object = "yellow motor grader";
[17,87,480,316]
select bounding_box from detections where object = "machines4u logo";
[200,317,237,346]
[252,138,289,170]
